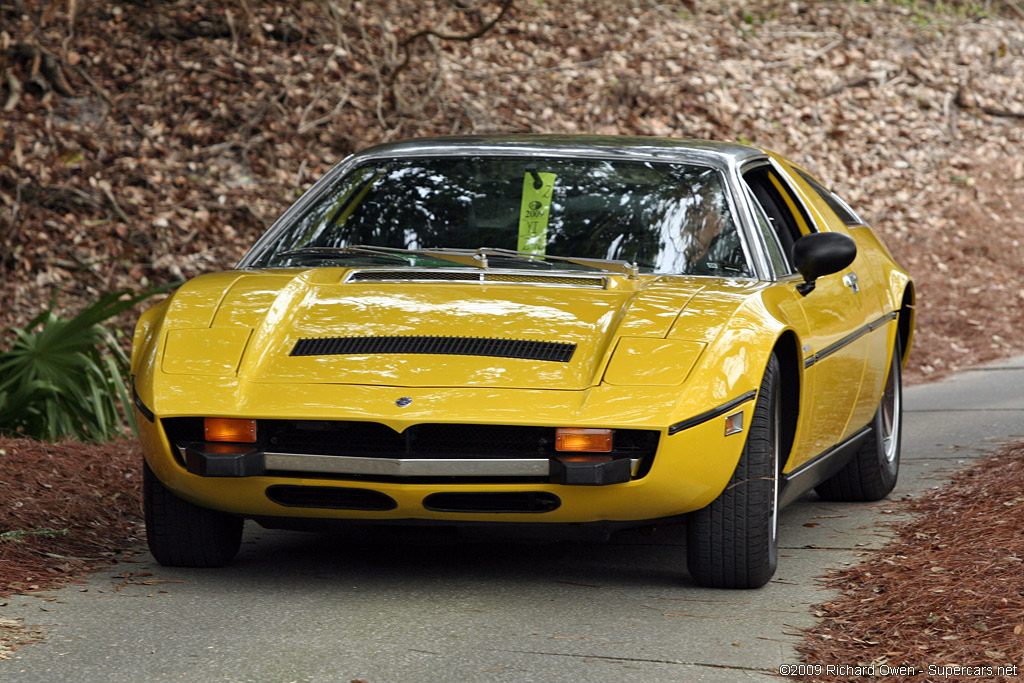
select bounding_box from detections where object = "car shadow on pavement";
[156,521,699,590]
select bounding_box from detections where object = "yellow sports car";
[132,135,914,588]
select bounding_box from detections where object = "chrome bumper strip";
[179,448,641,478]
[264,452,553,477]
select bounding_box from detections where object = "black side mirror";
[791,232,856,296]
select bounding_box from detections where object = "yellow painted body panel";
[603,338,705,386]
[162,328,252,375]
[134,271,778,523]
[768,152,914,471]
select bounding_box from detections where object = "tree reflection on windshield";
[256,156,751,277]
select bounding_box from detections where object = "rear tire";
[686,354,781,589]
[144,460,243,567]
[815,339,902,502]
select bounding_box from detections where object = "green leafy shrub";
[0,291,159,442]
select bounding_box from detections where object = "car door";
[780,161,896,436]
[742,162,871,464]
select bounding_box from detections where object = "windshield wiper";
[372,246,642,278]
[279,245,490,269]
[277,245,642,278]
[274,246,415,264]
[344,245,490,269]
[473,248,640,279]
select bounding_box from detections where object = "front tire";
[815,338,902,502]
[686,354,781,589]
[144,460,243,567]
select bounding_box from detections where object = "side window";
[742,165,815,268]
[793,168,865,227]
[744,186,791,276]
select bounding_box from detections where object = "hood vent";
[291,335,577,363]
[345,269,607,288]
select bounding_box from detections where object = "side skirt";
[778,426,873,508]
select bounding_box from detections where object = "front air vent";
[266,485,396,510]
[345,269,607,288]
[423,491,561,513]
[291,336,577,363]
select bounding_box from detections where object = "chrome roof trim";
[351,134,763,168]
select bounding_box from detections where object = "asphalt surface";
[2,356,1023,682]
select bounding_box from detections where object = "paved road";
[3,357,1023,682]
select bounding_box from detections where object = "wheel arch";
[772,330,801,474]
[896,282,916,366]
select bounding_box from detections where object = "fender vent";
[291,336,576,363]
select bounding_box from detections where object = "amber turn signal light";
[724,410,744,436]
[205,417,257,443]
[555,428,612,452]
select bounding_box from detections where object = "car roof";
[352,134,766,170]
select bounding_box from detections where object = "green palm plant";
[0,290,162,442]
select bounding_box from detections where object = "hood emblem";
[396,397,413,407]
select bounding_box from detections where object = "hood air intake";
[291,335,577,363]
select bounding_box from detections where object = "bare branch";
[387,0,513,86]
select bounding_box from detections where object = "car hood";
[158,268,732,390]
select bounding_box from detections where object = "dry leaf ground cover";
[0,437,142,600]
[797,443,1024,682]
[2,0,1024,380]
[0,437,142,656]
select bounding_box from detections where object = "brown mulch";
[797,443,1024,681]
[0,437,143,599]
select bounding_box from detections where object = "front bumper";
[182,441,636,486]
[139,405,751,525]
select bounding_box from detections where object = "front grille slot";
[261,421,658,483]
[266,485,396,510]
[423,492,561,513]
[162,418,660,484]
[264,421,658,460]
[290,336,576,363]
[265,422,555,459]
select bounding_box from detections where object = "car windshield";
[247,155,751,277]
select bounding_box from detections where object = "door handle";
[842,272,860,293]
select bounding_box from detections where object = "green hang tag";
[517,171,556,254]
